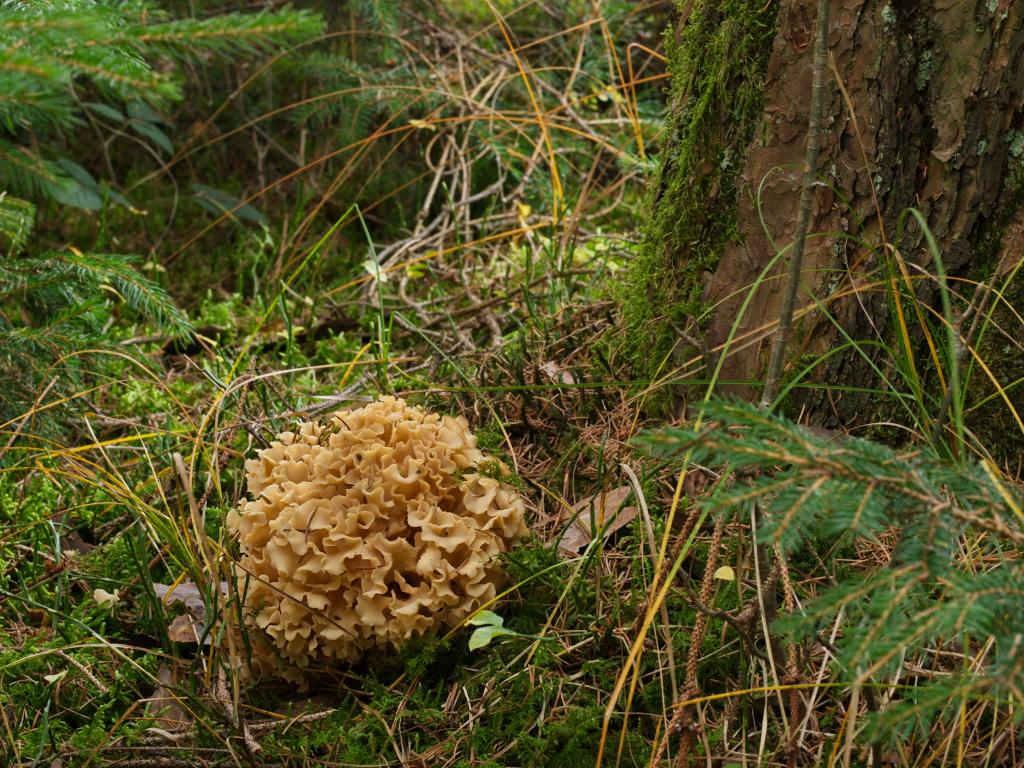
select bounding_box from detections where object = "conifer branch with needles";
[0,1,322,207]
[0,1,322,428]
[639,398,1024,746]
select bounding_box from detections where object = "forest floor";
[2,3,1023,767]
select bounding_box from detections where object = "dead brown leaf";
[683,467,711,498]
[540,360,574,385]
[558,486,638,555]
[166,613,204,643]
[153,581,223,615]
[153,580,228,645]
[145,662,190,733]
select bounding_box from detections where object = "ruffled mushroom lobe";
[227,396,527,679]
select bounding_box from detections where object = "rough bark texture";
[621,0,779,392]
[696,0,1024,425]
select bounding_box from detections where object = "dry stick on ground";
[775,543,802,767]
[652,513,728,766]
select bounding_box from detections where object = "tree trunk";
[633,0,1024,435]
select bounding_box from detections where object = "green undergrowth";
[239,546,669,767]
[1,397,751,765]
[969,268,1024,461]
[960,171,1024,464]
[4,0,1021,764]
[642,398,1024,750]
[0,518,695,765]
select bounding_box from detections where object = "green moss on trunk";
[621,0,779,379]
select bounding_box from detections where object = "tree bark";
[648,0,1024,429]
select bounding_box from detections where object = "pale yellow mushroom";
[227,396,527,682]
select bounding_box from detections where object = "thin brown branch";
[760,0,832,408]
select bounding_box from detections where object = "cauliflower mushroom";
[227,396,527,678]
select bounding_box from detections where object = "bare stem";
[756,2,832,757]
[760,0,832,409]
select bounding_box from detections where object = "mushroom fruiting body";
[227,396,527,676]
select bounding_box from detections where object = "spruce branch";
[0,193,34,255]
[637,397,1024,744]
[0,1,322,207]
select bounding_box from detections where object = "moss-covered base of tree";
[618,0,779,391]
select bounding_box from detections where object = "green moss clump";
[620,0,779,383]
